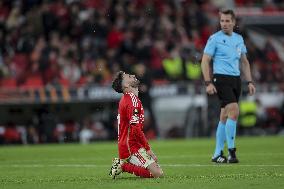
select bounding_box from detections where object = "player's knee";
[151,169,164,178]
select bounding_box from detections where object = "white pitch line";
[0,164,284,168]
[160,153,284,158]
[4,153,284,164]
[161,164,284,167]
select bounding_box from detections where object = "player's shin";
[121,163,153,178]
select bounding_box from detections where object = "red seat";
[152,79,169,85]
[76,76,87,86]
[59,78,70,87]
[21,76,43,89]
[0,78,17,89]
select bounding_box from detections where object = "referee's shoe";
[228,148,239,163]
[211,151,227,163]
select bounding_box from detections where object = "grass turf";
[0,136,283,189]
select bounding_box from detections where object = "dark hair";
[220,9,236,20]
[112,71,124,93]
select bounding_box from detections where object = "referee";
[201,9,256,163]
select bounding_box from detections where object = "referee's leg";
[224,102,239,163]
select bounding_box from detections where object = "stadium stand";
[0,0,283,144]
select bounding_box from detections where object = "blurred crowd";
[0,0,284,87]
[0,0,213,88]
[234,0,284,11]
[0,104,158,144]
[0,0,284,144]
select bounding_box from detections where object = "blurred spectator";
[3,122,21,144]
[64,120,79,142]
[264,107,282,134]
[280,101,284,135]
[38,107,57,143]
[91,120,108,140]
[79,116,108,143]
[79,125,93,144]
[134,63,158,137]
[238,97,258,135]
[26,125,39,144]
[0,125,5,144]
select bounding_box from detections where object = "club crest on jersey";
[130,108,139,124]
[133,108,139,115]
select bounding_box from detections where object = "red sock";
[121,163,153,178]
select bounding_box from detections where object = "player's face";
[123,73,140,89]
[220,13,235,35]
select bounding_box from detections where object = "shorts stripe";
[135,153,146,165]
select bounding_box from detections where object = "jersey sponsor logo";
[130,115,139,124]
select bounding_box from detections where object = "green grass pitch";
[0,136,283,189]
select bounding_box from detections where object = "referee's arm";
[201,53,217,95]
[240,54,253,82]
[201,53,212,82]
[240,54,256,95]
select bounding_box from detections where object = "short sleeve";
[204,36,216,56]
[241,37,247,54]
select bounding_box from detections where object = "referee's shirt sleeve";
[241,37,247,54]
[204,36,216,56]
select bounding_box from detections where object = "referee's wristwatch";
[204,81,212,86]
[247,81,254,85]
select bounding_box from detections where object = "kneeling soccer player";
[109,71,163,179]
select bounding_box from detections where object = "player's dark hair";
[220,9,236,20]
[112,71,124,93]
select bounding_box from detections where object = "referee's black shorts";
[213,74,241,108]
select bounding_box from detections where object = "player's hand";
[248,83,256,96]
[206,83,217,95]
[147,150,158,162]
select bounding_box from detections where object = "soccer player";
[109,71,163,179]
[201,9,256,163]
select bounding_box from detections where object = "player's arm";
[131,126,158,161]
[126,100,151,151]
[131,124,151,151]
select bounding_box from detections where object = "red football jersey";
[117,92,150,159]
